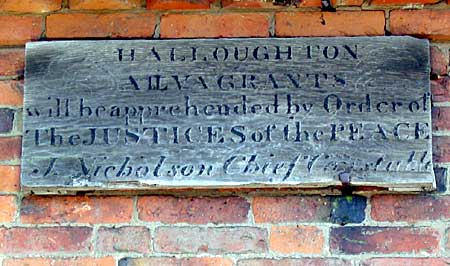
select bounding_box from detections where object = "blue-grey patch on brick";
[0,109,15,133]
[434,167,447,192]
[330,195,366,225]
[118,258,131,266]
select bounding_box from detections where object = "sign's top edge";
[25,35,429,48]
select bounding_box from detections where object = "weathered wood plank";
[21,37,434,193]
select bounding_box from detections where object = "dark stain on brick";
[434,167,447,192]
[0,109,15,133]
[330,195,366,225]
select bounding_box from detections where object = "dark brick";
[0,109,14,133]
[434,167,447,192]
[330,226,439,254]
[330,195,366,225]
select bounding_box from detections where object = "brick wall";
[0,0,449,265]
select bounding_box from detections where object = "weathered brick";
[0,0,61,12]
[96,226,151,253]
[446,228,450,251]
[0,227,92,254]
[222,0,283,8]
[361,258,450,266]
[0,195,16,223]
[147,0,211,9]
[253,196,330,223]
[138,196,249,224]
[0,109,15,133]
[391,10,450,40]
[0,49,25,77]
[0,137,21,161]
[330,196,366,224]
[237,258,351,266]
[21,196,133,224]
[433,136,450,163]
[47,13,156,38]
[330,227,439,254]
[119,257,233,266]
[160,13,270,38]
[433,107,450,131]
[221,0,322,8]
[0,166,20,192]
[430,46,448,77]
[269,226,324,254]
[370,0,438,5]
[371,195,450,222]
[432,78,450,102]
[275,11,385,37]
[3,257,115,266]
[0,16,42,46]
[69,0,142,9]
[154,226,267,254]
[331,0,363,6]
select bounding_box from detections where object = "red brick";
[297,0,322,7]
[221,0,322,8]
[0,16,42,46]
[154,226,267,254]
[0,227,92,254]
[238,258,351,266]
[21,196,133,224]
[253,196,330,223]
[3,257,115,266]
[160,13,270,38]
[391,10,450,41]
[0,137,21,161]
[0,196,16,222]
[432,77,450,102]
[120,257,233,266]
[0,166,20,192]
[330,227,439,254]
[371,195,450,222]
[0,0,61,12]
[96,226,151,253]
[147,0,211,9]
[370,0,438,5]
[433,136,450,163]
[269,226,324,254]
[0,49,25,77]
[138,196,249,224]
[431,46,448,77]
[433,107,450,131]
[0,81,23,107]
[46,13,156,38]
[275,11,385,37]
[69,0,142,9]
[361,258,450,266]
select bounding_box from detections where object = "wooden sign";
[22,37,434,193]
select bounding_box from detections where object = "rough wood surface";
[21,37,434,193]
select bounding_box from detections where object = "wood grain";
[21,37,434,193]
